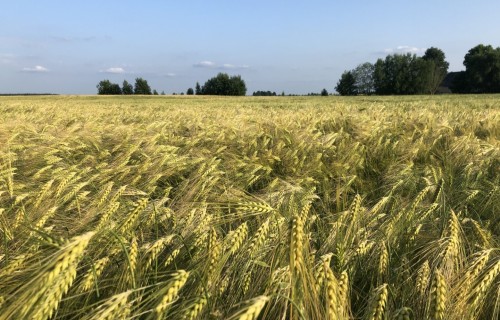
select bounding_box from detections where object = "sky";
[1,0,500,95]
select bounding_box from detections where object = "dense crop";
[0,95,498,319]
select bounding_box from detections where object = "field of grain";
[0,95,498,319]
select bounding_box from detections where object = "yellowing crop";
[0,95,498,319]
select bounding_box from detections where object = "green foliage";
[335,71,357,95]
[134,77,152,95]
[186,88,194,95]
[341,48,450,95]
[253,90,277,96]
[96,80,122,95]
[201,73,247,96]
[373,53,434,95]
[195,82,201,95]
[352,62,375,95]
[321,88,328,96]
[122,80,133,95]
[454,44,500,93]
[423,47,450,94]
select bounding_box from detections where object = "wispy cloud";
[22,65,49,72]
[51,36,97,43]
[101,67,126,74]
[383,46,425,54]
[221,64,236,69]
[193,60,216,68]
[194,61,250,70]
[220,64,250,70]
[166,72,176,77]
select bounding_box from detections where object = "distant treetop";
[198,73,247,96]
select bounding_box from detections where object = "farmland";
[0,95,499,319]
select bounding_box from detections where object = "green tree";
[321,88,328,96]
[195,82,201,95]
[352,62,375,95]
[412,57,435,94]
[186,88,194,95]
[422,47,449,94]
[153,89,158,95]
[253,90,277,96]
[228,75,247,96]
[373,59,388,95]
[335,71,357,96]
[460,44,500,93]
[201,73,247,96]
[122,80,133,95]
[134,78,152,95]
[97,80,122,95]
[373,53,432,95]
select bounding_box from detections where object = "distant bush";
[96,80,122,95]
[253,90,277,96]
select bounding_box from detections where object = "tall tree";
[122,80,133,95]
[373,53,432,95]
[422,47,449,94]
[134,78,152,95]
[335,71,357,96]
[373,59,388,95]
[228,75,247,96]
[195,82,201,95]
[461,44,500,93]
[321,88,328,96]
[352,62,375,95]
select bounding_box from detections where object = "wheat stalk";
[79,256,110,292]
[2,232,94,320]
[290,213,304,273]
[155,270,189,319]
[229,295,269,320]
[181,295,208,320]
[367,283,388,320]
[429,269,447,320]
[86,290,132,320]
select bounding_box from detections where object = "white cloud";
[194,61,250,70]
[194,60,216,68]
[102,67,126,74]
[384,46,425,54]
[166,73,176,77]
[219,63,250,70]
[22,65,49,72]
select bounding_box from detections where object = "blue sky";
[1,0,500,94]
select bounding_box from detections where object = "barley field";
[0,95,498,319]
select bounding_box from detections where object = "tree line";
[194,73,246,96]
[97,78,157,95]
[335,44,500,95]
[97,73,246,96]
[336,47,449,95]
[97,44,500,96]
